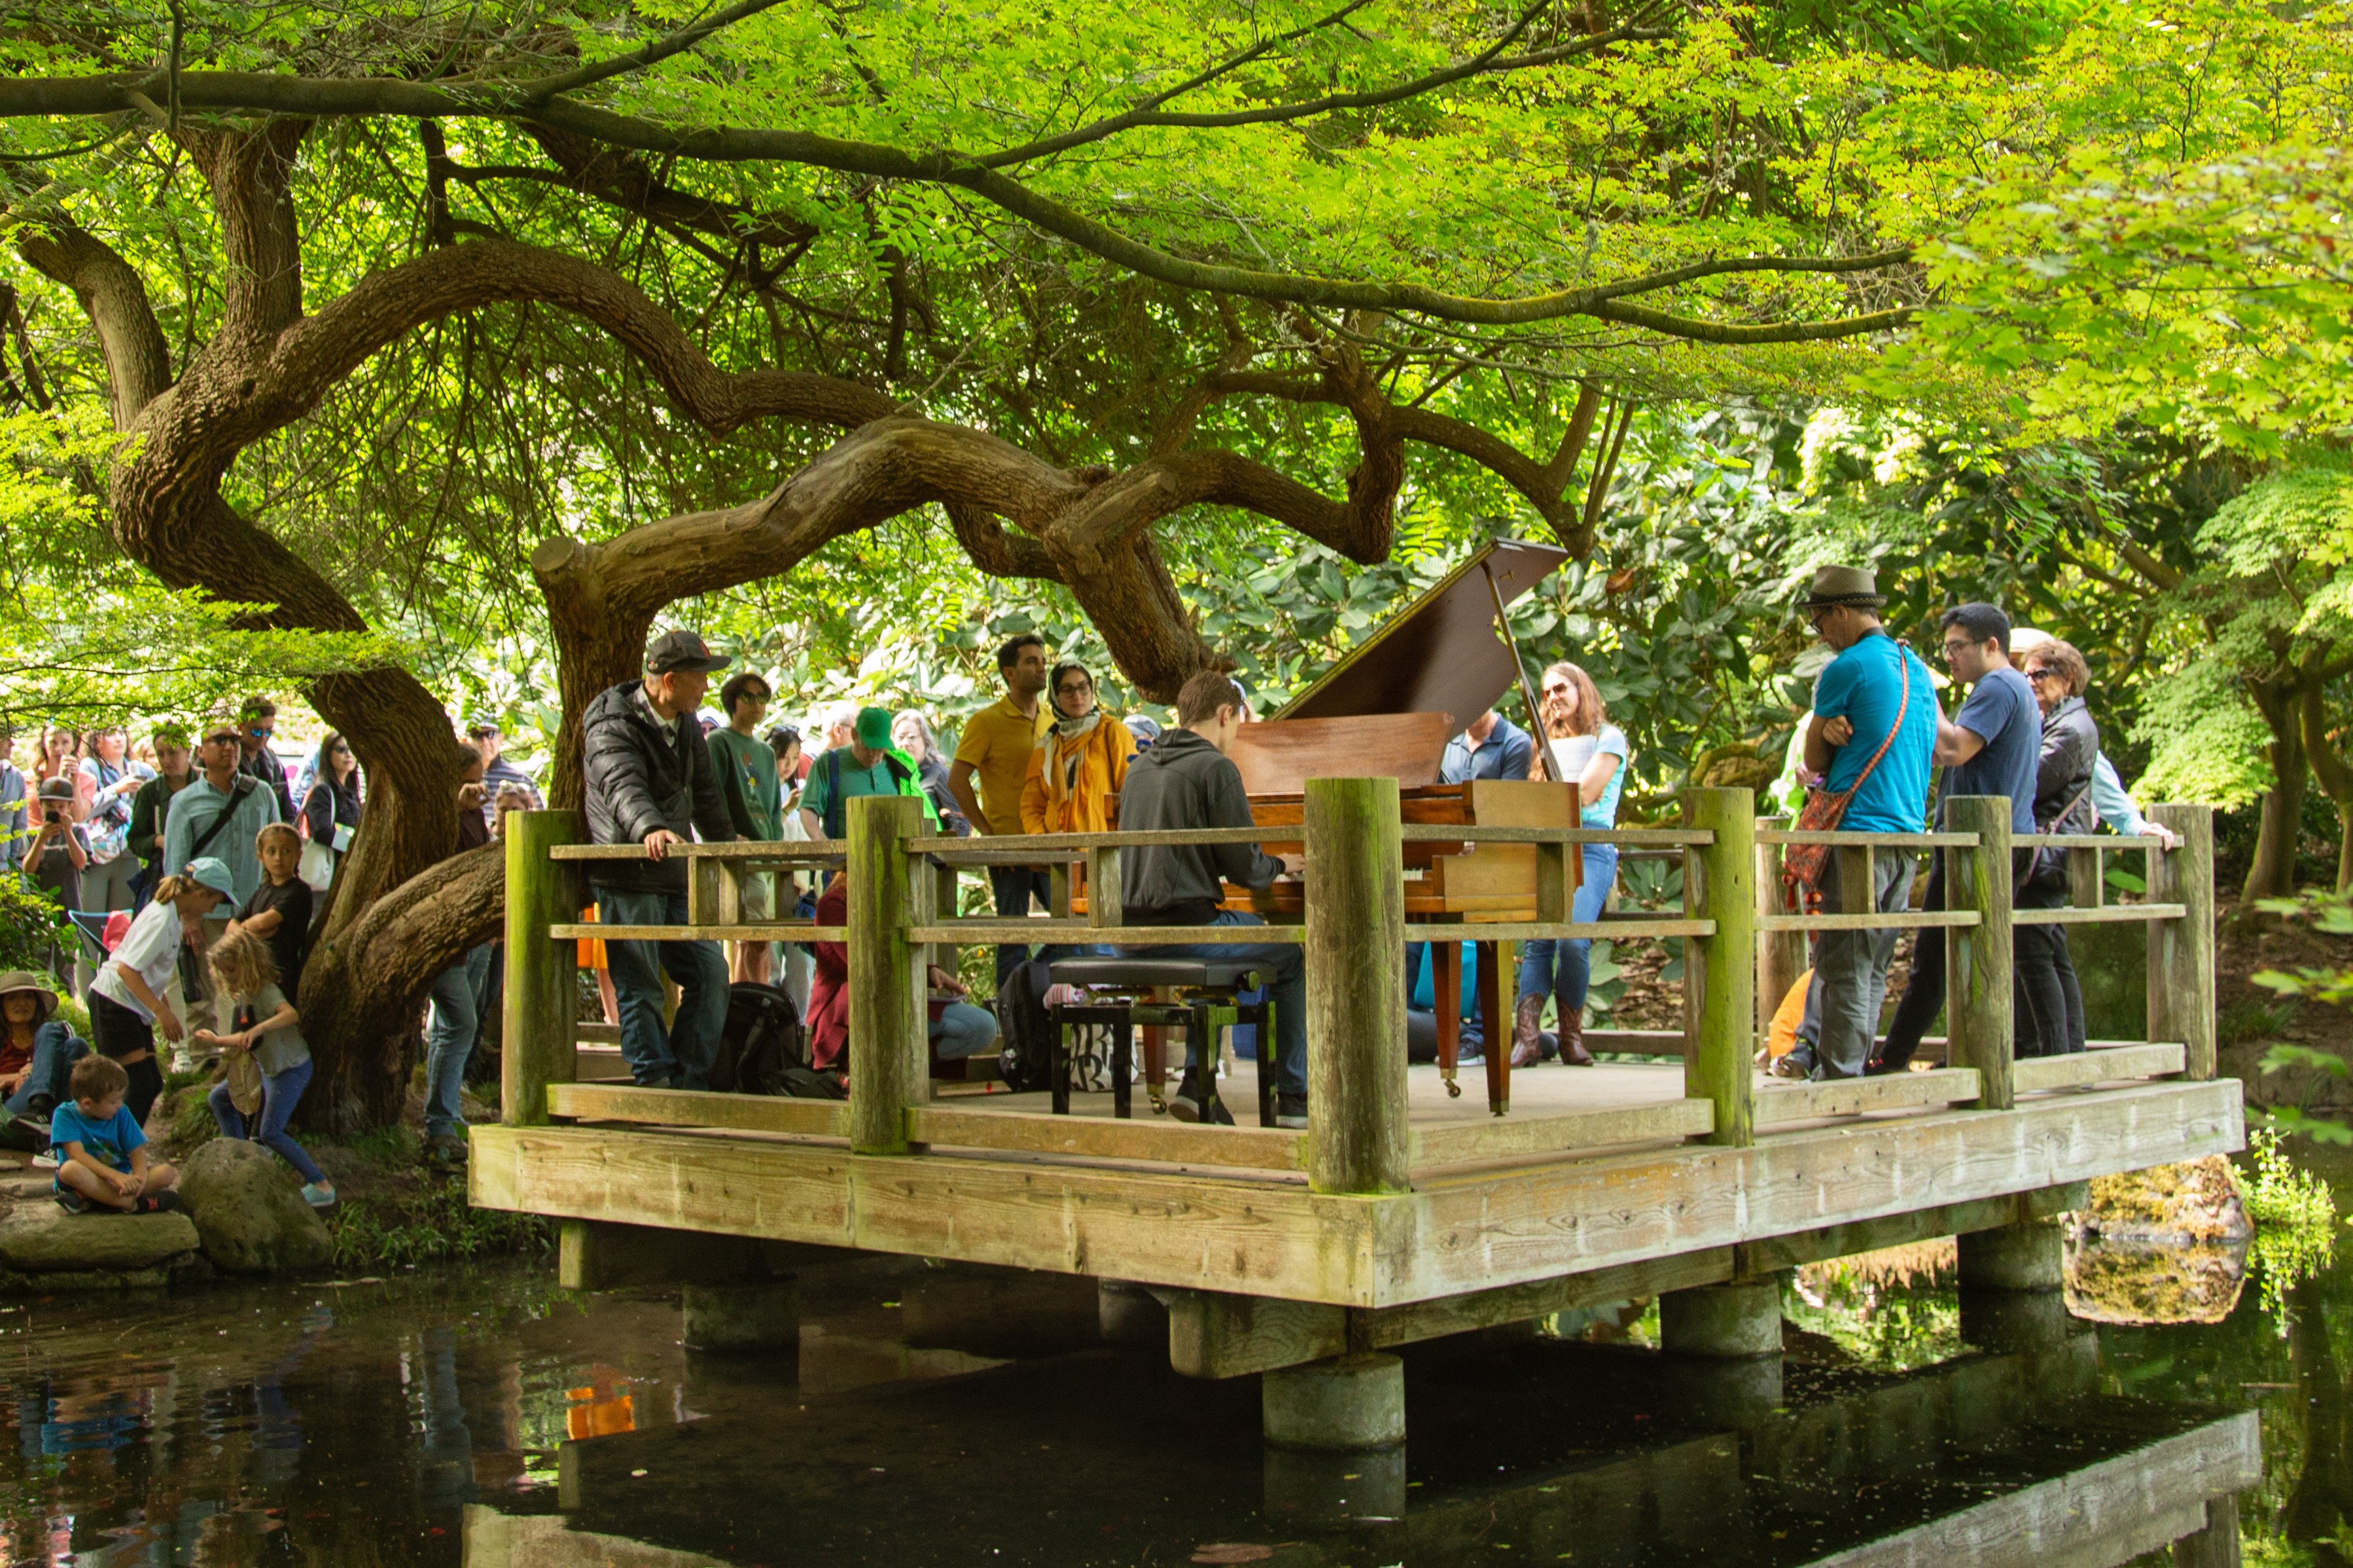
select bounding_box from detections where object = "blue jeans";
[930,1001,1000,1060]
[989,865,1055,986]
[208,1056,325,1185]
[1516,843,1619,1022]
[597,890,729,1089]
[3,1025,85,1117]
[1121,911,1307,1098]
[425,943,493,1139]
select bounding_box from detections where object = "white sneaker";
[29,1151,60,1170]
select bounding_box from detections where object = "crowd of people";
[2,565,2176,1196]
[1771,566,2178,1083]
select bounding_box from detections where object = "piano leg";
[1433,941,1462,1099]
[1478,940,1510,1116]
[1144,991,1168,1114]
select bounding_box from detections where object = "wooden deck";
[472,788,2239,1376]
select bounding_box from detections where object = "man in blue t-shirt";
[1793,567,1936,1080]
[1875,602,2042,1072]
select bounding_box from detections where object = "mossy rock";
[2083,1157,2251,1244]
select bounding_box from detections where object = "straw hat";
[1795,565,1887,610]
[0,971,58,1022]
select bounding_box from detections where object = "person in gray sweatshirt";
[1116,669,1305,1127]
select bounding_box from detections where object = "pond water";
[0,1152,2339,1568]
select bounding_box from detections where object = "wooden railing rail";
[503,787,2217,1172]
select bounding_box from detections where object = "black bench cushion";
[1048,956,1264,990]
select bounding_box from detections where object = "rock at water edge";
[0,1205,202,1273]
[180,1138,334,1274]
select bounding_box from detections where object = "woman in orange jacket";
[1021,661,1135,835]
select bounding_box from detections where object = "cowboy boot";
[1512,992,1546,1068]
[1557,1006,1595,1067]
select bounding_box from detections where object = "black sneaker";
[54,1188,87,1215]
[1275,1094,1308,1130]
[135,1191,181,1214]
[1166,1076,1235,1126]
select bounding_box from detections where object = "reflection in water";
[0,1251,2252,1568]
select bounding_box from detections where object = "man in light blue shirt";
[162,716,281,908]
[1794,567,1936,1081]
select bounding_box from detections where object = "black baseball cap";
[645,630,732,675]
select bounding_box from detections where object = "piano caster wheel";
[1150,1094,1168,1116]
[1444,1079,1462,1099]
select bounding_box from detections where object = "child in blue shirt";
[51,1054,180,1214]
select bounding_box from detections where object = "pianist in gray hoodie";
[1111,671,1305,1126]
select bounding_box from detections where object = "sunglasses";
[202,731,238,746]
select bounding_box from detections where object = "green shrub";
[325,1179,550,1270]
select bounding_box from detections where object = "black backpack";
[711,981,805,1095]
[994,958,1058,1093]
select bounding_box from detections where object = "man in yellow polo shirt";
[950,633,1051,984]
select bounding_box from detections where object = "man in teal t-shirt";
[1794,566,1935,1081]
[797,706,940,841]
[709,672,786,983]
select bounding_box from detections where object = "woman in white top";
[87,857,237,1128]
[1513,661,1631,1069]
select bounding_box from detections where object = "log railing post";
[847,793,926,1155]
[2148,803,2217,1078]
[1945,796,2015,1109]
[502,810,580,1126]
[1305,776,1409,1194]
[1681,788,1755,1147]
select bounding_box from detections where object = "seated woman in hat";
[0,970,89,1150]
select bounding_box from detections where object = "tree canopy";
[0,0,2346,1126]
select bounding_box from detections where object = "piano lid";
[1270,538,1572,729]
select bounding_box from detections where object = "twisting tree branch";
[0,71,1917,340]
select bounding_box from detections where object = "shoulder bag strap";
[1840,642,1914,803]
[185,778,256,863]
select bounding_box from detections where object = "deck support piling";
[1957,1213,2072,1353]
[1097,1279,1166,1348]
[1262,1351,1407,1451]
[1659,1274,1784,1359]
[1957,1215,2066,1291]
[682,1278,801,1353]
[2174,1492,2242,1568]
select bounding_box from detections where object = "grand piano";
[1224,538,1583,1116]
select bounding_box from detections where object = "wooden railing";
[499,788,2215,1190]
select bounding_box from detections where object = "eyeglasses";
[2026,668,2060,684]
[1542,682,1572,697]
[1056,680,1093,695]
[1939,640,1974,659]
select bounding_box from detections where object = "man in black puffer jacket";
[2017,637,2102,1059]
[584,629,739,1089]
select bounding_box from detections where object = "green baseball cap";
[854,706,893,750]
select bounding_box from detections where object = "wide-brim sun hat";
[0,971,57,1022]
[1795,565,1887,611]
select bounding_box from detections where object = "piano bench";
[1045,960,1275,1126]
